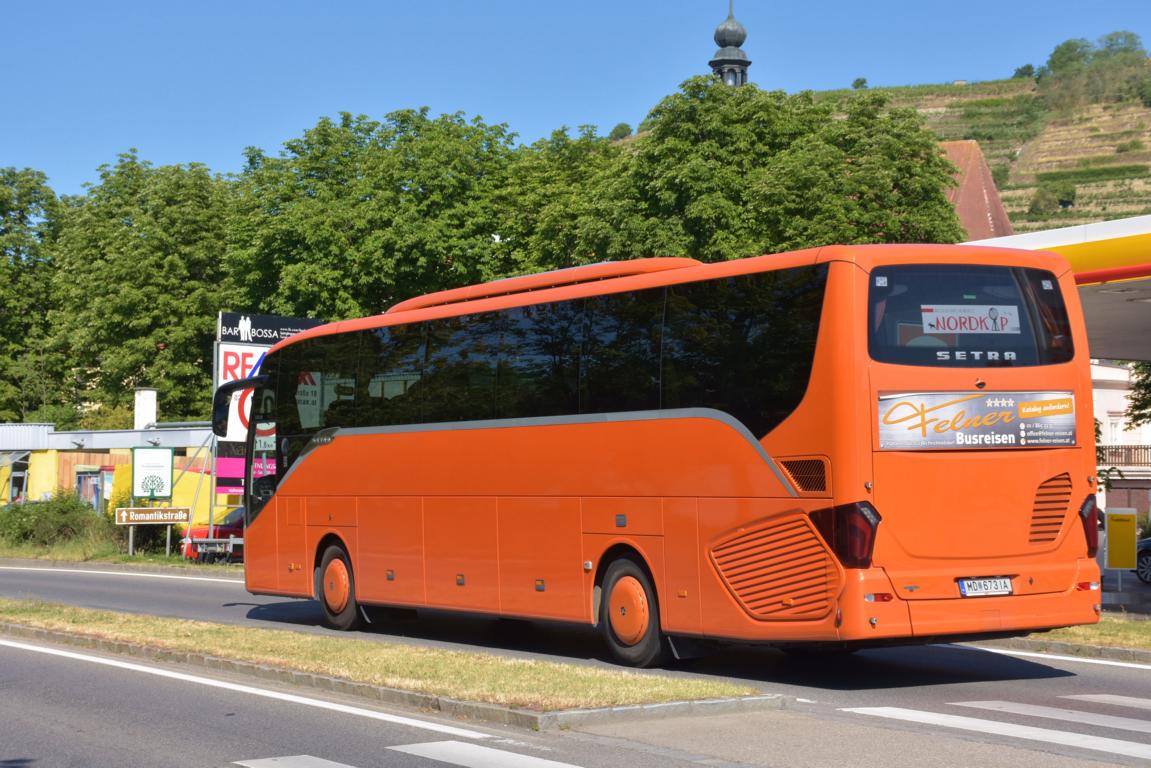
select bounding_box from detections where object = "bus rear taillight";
[811,502,881,569]
[1078,495,1098,557]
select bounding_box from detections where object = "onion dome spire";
[709,1,751,86]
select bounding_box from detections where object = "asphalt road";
[2,561,1150,766]
[0,639,678,768]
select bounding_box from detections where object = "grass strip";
[0,598,755,711]
[1038,613,1151,651]
[0,542,242,570]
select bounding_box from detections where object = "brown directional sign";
[114,507,191,526]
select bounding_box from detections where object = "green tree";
[1093,31,1146,61]
[1028,185,1060,215]
[851,77,868,90]
[50,152,231,421]
[228,110,515,317]
[1129,363,1151,428]
[1044,38,1093,76]
[0,167,63,422]
[496,126,629,273]
[1039,31,1150,109]
[577,78,961,263]
[608,122,632,141]
[1013,64,1036,79]
[749,93,964,250]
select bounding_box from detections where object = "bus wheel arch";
[314,535,361,631]
[594,545,668,667]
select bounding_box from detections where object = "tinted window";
[360,324,425,426]
[582,289,664,413]
[423,312,501,423]
[499,301,582,418]
[271,265,828,440]
[663,267,827,437]
[868,265,1074,367]
[273,334,360,471]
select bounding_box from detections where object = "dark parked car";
[1137,537,1150,584]
[181,507,244,563]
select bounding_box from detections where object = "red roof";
[940,140,1014,241]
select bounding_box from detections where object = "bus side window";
[582,289,664,414]
[499,302,582,419]
[423,313,501,424]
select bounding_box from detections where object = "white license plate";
[958,577,1013,597]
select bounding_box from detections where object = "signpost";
[115,506,191,556]
[114,508,192,525]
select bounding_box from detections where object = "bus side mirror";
[212,376,269,438]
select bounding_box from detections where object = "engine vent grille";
[1030,473,1072,544]
[710,515,837,621]
[779,456,830,495]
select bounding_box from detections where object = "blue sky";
[4,1,1149,196]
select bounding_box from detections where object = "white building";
[1092,361,1151,517]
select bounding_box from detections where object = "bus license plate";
[958,577,1012,597]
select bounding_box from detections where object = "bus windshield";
[868,264,1074,367]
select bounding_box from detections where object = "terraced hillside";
[820,78,1151,234]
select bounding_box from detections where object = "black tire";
[599,556,668,668]
[316,544,361,631]
[1137,552,1151,585]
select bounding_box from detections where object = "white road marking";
[236,757,357,767]
[843,706,1151,761]
[0,638,489,740]
[1063,694,1151,711]
[953,700,1151,733]
[0,565,242,584]
[389,740,584,768]
[974,646,1151,671]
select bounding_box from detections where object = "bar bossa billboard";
[878,391,1076,450]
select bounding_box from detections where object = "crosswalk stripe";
[843,707,1151,761]
[1063,694,1151,712]
[388,740,583,768]
[235,757,357,767]
[953,700,1151,733]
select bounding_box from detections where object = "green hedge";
[0,490,109,546]
[1036,164,1149,185]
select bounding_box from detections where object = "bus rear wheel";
[317,544,361,631]
[600,556,667,668]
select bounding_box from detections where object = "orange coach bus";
[213,244,1102,666]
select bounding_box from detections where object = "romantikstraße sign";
[114,507,191,525]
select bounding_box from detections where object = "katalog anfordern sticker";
[878,391,1076,450]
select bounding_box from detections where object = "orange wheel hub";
[608,575,649,646]
[323,558,350,614]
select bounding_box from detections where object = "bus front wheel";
[317,544,361,631]
[600,556,667,668]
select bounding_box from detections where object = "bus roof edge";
[385,257,704,315]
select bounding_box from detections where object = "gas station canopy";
[967,215,1151,362]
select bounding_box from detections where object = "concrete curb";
[0,622,790,731]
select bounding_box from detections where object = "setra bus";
[213,244,1101,666]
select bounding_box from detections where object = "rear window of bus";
[868,264,1074,367]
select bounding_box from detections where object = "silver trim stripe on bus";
[280,408,798,497]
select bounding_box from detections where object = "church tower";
[709,2,751,86]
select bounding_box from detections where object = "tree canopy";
[0,167,60,422]
[4,76,966,424]
[50,152,232,422]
